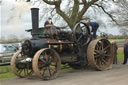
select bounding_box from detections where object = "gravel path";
[1,64,128,85]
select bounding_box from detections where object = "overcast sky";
[0,0,120,40]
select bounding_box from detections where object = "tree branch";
[82,0,87,4]
[94,4,119,25]
[79,0,87,5]
[50,8,56,17]
[88,0,99,5]
[43,0,61,5]
[55,5,70,27]
[42,0,71,28]
[70,0,79,22]
[77,0,99,22]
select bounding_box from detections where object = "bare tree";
[21,0,115,29]
[114,0,128,26]
[110,0,128,35]
[15,0,125,31]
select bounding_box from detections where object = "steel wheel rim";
[87,39,112,70]
[33,48,61,80]
[11,50,33,78]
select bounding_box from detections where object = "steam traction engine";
[11,8,113,80]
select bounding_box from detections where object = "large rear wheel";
[87,39,112,70]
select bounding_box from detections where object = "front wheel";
[32,48,61,80]
[11,50,33,78]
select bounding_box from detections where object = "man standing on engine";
[44,18,54,27]
[87,22,99,39]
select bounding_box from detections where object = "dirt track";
[1,64,128,85]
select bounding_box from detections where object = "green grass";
[0,66,16,80]
[117,52,124,62]
[109,39,124,43]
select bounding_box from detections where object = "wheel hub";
[99,51,105,57]
[45,61,50,66]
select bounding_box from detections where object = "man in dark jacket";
[44,18,53,27]
[112,41,118,64]
[123,40,128,64]
[87,22,99,39]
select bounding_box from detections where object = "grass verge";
[0,66,16,80]
[117,52,124,63]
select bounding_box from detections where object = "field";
[0,66,16,80]
[117,52,124,62]
[0,51,124,80]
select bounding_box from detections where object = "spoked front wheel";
[33,48,61,80]
[11,50,33,78]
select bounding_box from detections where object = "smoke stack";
[31,8,39,39]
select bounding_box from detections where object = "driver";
[87,22,99,39]
[44,18,54,27]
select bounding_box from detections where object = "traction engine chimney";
[31,8,39,39]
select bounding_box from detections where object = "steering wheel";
[73,22,91,47]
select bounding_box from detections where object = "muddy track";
[1,64,128,85]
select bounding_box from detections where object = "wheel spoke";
[96,43,100,49]
[40,58,46,63]
[94,54,100,58]
[94,50,100,54]
[39,63,46,69]
[105,54,111,57]
[95,57,99,64]
[48,56,52,62]
[99,45,102,51]
[100,41,104,51]
[77,34,83,42]
[102,59,107,65]
[17,69,23,74]
[104,44,111,51]
[49,51,54,56]
[99,60,103,67]
[48,67,52,76]
[42,67,47,76]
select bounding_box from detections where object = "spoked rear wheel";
[87,39,112,70]
[11,50,33,78]
[33,48,61,80]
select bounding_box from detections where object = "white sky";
[0,0,120,40]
